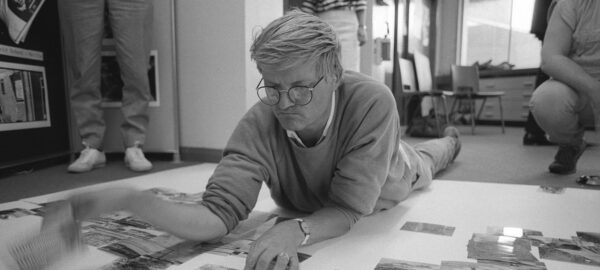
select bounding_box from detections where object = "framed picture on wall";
[100,49,160,108]
[0,62,50,131]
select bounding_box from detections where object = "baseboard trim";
[180,147,223,163]
[0,152,71,178]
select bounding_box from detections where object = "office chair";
[443,64,505,134]
[398,57,448,137]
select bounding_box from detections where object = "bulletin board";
[0,0,70,169]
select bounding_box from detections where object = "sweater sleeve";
[201,108,271,233]
[328,81,401,217]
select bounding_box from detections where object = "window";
[460,0,541,69]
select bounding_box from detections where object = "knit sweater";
[201,71,413,232]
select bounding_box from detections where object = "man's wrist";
[292,218,311,246]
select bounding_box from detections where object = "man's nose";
[277,92,294,110]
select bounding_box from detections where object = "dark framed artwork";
[0,0,70,167]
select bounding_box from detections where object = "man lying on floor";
[42,10,461,270]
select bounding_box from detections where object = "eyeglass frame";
[255,76,324,106]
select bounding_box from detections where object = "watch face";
[295,218,310,234]
[299,221,310,234]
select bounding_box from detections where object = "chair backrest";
[414,52,433,92]
[399,58,417,93]
[451,64,480,94]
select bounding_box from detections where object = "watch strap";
[292,218,310,245]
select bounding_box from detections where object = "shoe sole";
[124,160,152,172]
[67,162,106,173]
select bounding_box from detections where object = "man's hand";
[244,220,304,270]
[42,186,136,231]
[357,27,367,46]
[39,200,82,250]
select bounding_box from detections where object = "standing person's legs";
[530,79,595,174]
[108,0,153,171]
[318,9,360,72]
[107,0,153,148]
[59,0,107,173]
[59,0,106,150]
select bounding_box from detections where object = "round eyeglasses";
[256,76,324,106]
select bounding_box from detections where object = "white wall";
[245,1,282,109]
[435,0,460,77]
[176,1,282,150]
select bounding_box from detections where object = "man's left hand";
[357,28,367,46]
[244,220,303,270]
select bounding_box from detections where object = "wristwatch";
[292,218,310,245]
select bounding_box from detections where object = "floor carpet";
[0,125,598,204]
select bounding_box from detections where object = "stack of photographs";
[466,232,546,270]
[374,258,440,269]
[7,187,313,270]
[534,232,600,267]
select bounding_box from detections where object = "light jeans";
[530,79,596,145]
[400,135,459,191]
[58,0,153,149]
[318,9,360,72]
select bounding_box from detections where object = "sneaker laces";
[127,142,148,162]
[77,143,97,163]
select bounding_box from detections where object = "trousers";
[530,79,596,145]
[400,135,459,192]
[58,0,153,149]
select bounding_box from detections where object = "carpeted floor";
[403,125,600,190]
[0,125,598,204]
[0,157,198,203]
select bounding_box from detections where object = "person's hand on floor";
[244,220,304,270]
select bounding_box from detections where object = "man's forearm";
[128,190,228,241]
[355,9,366,28]
[291,206,357,246]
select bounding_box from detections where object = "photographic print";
[486,226,543,238]
[99,242,142,259]
[576,232,600,245]
[101,256,175,270]
[148,187,204,205]
[400,221,455,236]
[196,264,239,270]
[0,0,46,45]
[100,50,159,107]
[374,258,440,270]
[0,62,49,131]
[0,207,35,220]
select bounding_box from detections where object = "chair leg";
[432,96,442,137]
[449,98,458,124]
[441,96,450,125]
[499,97,505,133]
[469,97,476,134]
[476,98,487,120]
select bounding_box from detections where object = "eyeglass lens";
[258,87,312,105]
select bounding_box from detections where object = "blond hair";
[250,10,343,81]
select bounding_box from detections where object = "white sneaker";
[68,145,106,173]
[125,143,152,172]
